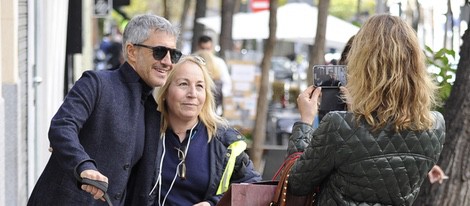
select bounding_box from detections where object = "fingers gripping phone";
[313,65,347,120]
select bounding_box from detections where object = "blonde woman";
[286,14,445,205]
[126,55,261,206]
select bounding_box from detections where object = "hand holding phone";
[298,86,322,124]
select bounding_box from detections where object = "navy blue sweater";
[156,122,210,205]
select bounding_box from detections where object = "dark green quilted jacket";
[287,111,445,206]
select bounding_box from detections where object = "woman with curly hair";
[286,14,445,205]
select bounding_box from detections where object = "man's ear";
[126,43,137,62]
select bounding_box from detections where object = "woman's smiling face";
[166,61,206,122]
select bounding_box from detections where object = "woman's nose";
[187,86,197,97]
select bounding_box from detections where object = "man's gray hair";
[122,14,180,60]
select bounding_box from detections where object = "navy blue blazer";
[28,62,155,206]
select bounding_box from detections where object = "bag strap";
[270,152,302,206]
[272,152,303,181]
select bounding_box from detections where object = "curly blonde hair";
[345,14,439,131]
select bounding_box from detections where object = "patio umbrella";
[196,3,359,50]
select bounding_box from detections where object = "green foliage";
[329,0,376,21]
[424,46,456,112]
[119,0,151,17]
[288,86,300,106]
[272,81,285,103]
[114,0,182,22]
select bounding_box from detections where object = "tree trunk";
[191,0,207,53]
[307,0,330,85]
[413,27,470,206]
[163,0,170,20]
[404,0,421,30]
[250,0,278,171]
[442,0,453,49]
[219,0,236,60]
[177,0,191,50]
[375,0,387,14]
[411,0,421,31]
[448,0,455,51]
[356,0,362,19]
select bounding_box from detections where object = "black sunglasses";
[133,44,182,64]
[175,147,187,180]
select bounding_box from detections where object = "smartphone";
[312,65,347,119]
[313,65,347,88]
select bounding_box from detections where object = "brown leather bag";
[216,181,278,206]
[216,153,317,206]
[270,152,317,206]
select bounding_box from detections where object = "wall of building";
[1,0,21,205]
[0,0,4,202]
[1,0,30,204]
[1,0,69,203]
[16,0,29,205]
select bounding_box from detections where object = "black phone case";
[319,87,346,113]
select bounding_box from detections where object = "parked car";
[266,108,301,145]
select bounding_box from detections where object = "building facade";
[1,0,70,204]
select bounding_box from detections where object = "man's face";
[330,73,337,79]
[198,41,213,51]
[129,31,178,87]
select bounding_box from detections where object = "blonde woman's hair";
[345,14,439,131]
[194,50,222,80]
[156,55,228,141]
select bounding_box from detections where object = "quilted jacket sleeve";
[287,113,344,195]
[287,121,315,155]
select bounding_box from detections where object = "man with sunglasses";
[28,14,181,206]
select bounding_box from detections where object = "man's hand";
[80,170,108,201]
[193,201,211,206]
